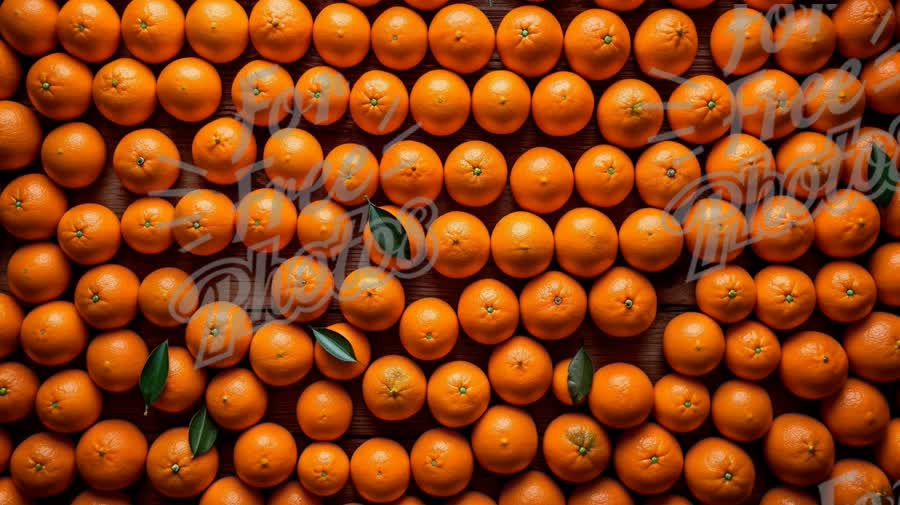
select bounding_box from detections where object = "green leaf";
[139,340,169,415]
[567,347,594,405]
[868,144,898,207]
[310,326,357,363]
[188,406,218,457]
[366,198,411,261]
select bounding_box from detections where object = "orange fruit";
[184,0,248,63]
[471,405,538,475]
[152,345,207,414]
[779,331,849,399]
[235,188,297,252]
[531,71,594,137]
[295,200,352,260]
[404,0,448,10]
[9,432,75,498]
[564,9,630,81]
[270,481,324,505]
[844,312,900,383]
[633,9,697,77]
[596,78,664,149]
[362,354,426,421]
[232,59,294,126]
[723,320,781,381]
[350,70,409,136]
[774,131,841,199]
[634,140,702,209]
[113,128,181,194]
[263,128,324,192]
[425,210,489,279]
[574,144,634,208]
[0,0,58,57]
[35,368,103,433]
[85,329,149,392]
[875,418,900,482]
[205,367,268,431]
[711,380,773,442]
[614,423,684,495]
[653,373,710,433]
[870,244,900,306]
[74,419,147,491]
[542,413,611,484]
[593,0,646,9]
[490,211,554,279]
[663,312,725,377]
[0,362,38,423]
[294,66,349,126]
[694,264,756,323]
[121,197,175,255]
[841,127,900,188]
[448,492,497,505]
[234,423,297,489]
[829,460,894,505]
[92,57,157,126]
[296,380,353,441]
[200,476,264,505]
[753,266,816,330]
[363,204,427,271]
[666,75,732,145]
[41,122,105,189]
[399,298,458,361]
[569,478,634,505]
[709,7,771,75]
[519,271,587,340]
[457,278,519,345]
[814,261,876,323]
[813,189,880,258]
[426,360,490,428]
[683,438,755,505]
[172,189,236,255]
[20,301,89,367]
[471,70,531,135]
[589,362,654,429]
[146,427,219,498]
[821,377,890,447]
[0,294,23,359]
[861,51,900,114]
[249,322,313,387]
[379,140,442,206]
[56,0,120,63]
[749,195,814,263]
[803,68,865,133]
[555,207,618,278]
[26,52,93,121]
[773,7,835,75]
[682,198,748,264]
[156,57,222,122]
[121,0,185,64]
[409,429,473,497]
[410,69,470,137]
[760,488,817,505]
[0,101,42,170]
[498,471,564,505]
[73,264,140,330]
[496,6,563,78]
[736,69,801,140]
[443,141,508,208]
[192,117,258,185]
[487,335,552,405]
[350,439,410,503]
[296,442,349,497]
[0,41,20,99]
[371,6,427,71]
[314,322,372,381]
[338,267,405,332]
[428,3,494,75]
[551,358,583,406]
[833,0,895,59]
[185,301,253,369]
[6,242,71,304]
[74,489,131,504]
[588,266,657,338]
[322,143,379,206]
[137,267,199,327]
[248,0,312,64]
[313,3,370,68]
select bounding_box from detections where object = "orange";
[542,413,611,484]
[711,380,773,442]
[555,207,618,278]
[564,9,630,81]
[574,144,634,208]
[172,189,236,256]
[404,0,448,10]
[471,70,531,135]
[371,6,427,71]
[349,439,410,503]
[682,198,748,264]
[634,140,702,209]
[85,329,149,392]
[652,374,711,433]
[861,51,900,114]
[75,420,147,491]
[263,128,323,192]
[121,0,185,64]
[200,476,264,505]
[313,323,370,381]
[235,188,297,252]
[814,261,876,323]
[448,492,497,505]
[234,423,297,489]
[490,211,554,278]
[350,70,409,135]
[20,301,89,367]
[41,122,105,189]
[322,143,379,205]
[683,438,755,505]
[312,3,370,68]
[146,427,219,498]
[192,118,258,185]
[9,432,75,498]
[156,57,222,122]
[551,359,582,406]
[409,429,473,497]
[829,459,894,504]
[457,278,519,345]
[56,0,119,63]
[588,266,657,338]
[0,0,58,56]
[663,312,725,377]
[248,0,312,63]
[724,320,781,381]
[92,57,157,126]
[821,377,890,447]
[519,271,587,340]
[247,323,313,388]
[113,128,181,194]
[844,312,900,383]
[841,127,899,188]
[363,204,427,271]
[0,294,23,359]
[270,481,324,505]
[428,4,494,75]
[569,478,634,505]
[773,7,835,75]
[633,9,697,77]
[294,66,349,126]
[338,267,405,332]
[0,101,42,171]
[779,331,848,399]
[614,423,684,495]
[710,7,771,76]
[666,75,732,145]
[875,418,900,481]
[425,210,490,279]
[596,79,664,149]
[379,140,442,206]
[185,301,253,369]
[74,264,140,330]
[121,197,175,255]
[736,69,801,140]
[6,242,71,304]
[760,488,817,505]
[400,298,459,361]
[184,0,248,63]
[296,380,353,441]
[205,367,268,430]
[496,6,563,78]
[26,53,93,121]
[153,345,207,414]
[803,68,865,133]
[362,355,426,421]
[297,442,349,497]
[487,335,552,405]
[749,195,814,263]
[694,265,756,323]
[294,202,351,262]
[813,189,880,258]
[833,0,895,59]
[531,71,594,137]
[35,368,103,433]
[588,362,654,429]
[232,60,294,127]
[471,405,538,475]
[74,489,131,505]
[870,244,900,306]
[0,40,20,99]
[443,140,508,207]
[498,471,564,505]
[774,131,841,199]
[137,267,199,327]
[754,266,816,330]
[410,69,470,137]
[426,360,490,428]
[0,362,39,423]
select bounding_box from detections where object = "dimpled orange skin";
[313,3,370,68]
[843,312,900,383]
[589,266,657,338]
[0,362,39,423]
[400,298,458,361]
[0,41,21,99]
[724,320,781,381]
[249,322,313,387]
[490,211,555,279]
[200,476,264,505]
[684,438,755,505]
[234,423,297,489]
[565,9,630,81]
[248,0,313,64]
[350,70,409,136]
[663,312,726,377]
[589,362,654,429]
[314,322,372,381]
[499,471,565,505]
[425,210,490,279]
[0,0,59,57]
[574,145,634,208]
[820,377,890,448]
[113,129,181,195]
[412,70,472,138]
[447,491,497,505]
[634,140,702,210]
[542,413,611,484]
[814,189,880,259]
[34,369,103,434]
[295,199,352,260]
[711,380,774,443]
[519,271,587,341]
[510,147,574,215]
[296,442,349,497]
[9,432,75,498]
[443,141,509,208]
[92,58,157,126]
[121,198,174,255]
[633,9,698,77]
[205,368,268,431]
[7,242,71,304]
[235,188,298,252]
[569,477,635,505]
[736,69,802,140]
[683,198,748,264]
[232,59,295,127]
[74,264,140,330]
[0,294,23,359]
[496,6,564,78]
[870,244,900,306]
[833,0,895,59]
[120,0,185,64]
[760,487,817,505]
[779,331,849,400]
[409,428,474,497]
[75,419,148,491]
[471,405,538,475]
[861,52,900,114]
[550,359,579,406]
[428,4,494,74]
[146,427,219,498]
[349,438,410,503]
[555,207,618,278]
[754,266,816,331]
[841,127,900,188]
[322,143,379,206]
[172,189,236,256]
[270,255,334,323]
[803,68,865,134]
[270,481,324,505]
[828,459,893,505]
[26,53,93,121]
[532,71,595,137]
[85,329,148,393]
[426,361,490,428]
[695,265,756,324]
[774,131,842,200]
[296,380,353,441]
[138,267,199,328]
[263,128,324,192]
[614,422,684,495]
[145,347,199,412]
[295,66,350,126]
[814,261,876,323]
[56,0,119,63]
[379,140,443,207]
[710,7,771,76]
[19,301,89,367]
[773,8,835,75]
[191,118,258,185]
[471,70,531,135]
[0,101,42,171]
[370,7,427,71]
[596,79,664,149]
[362,355,426,421]
[456,278,519,345]
[57,203,121,266]
[156,57,222,122]
[667,75,733,145]
[338,267,405,332]
[184,0,248,63]
[653,373,711,434]
[41,123,105,189]
[186,301,254,369]
[487,335,552,406]
[750,195,814,263]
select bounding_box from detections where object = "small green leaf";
[868,144,898,207]
[310,327,358,363]
[567,347,594,405]
[139,340,169,415]
[188,406,218,457]
[366,198,411,261]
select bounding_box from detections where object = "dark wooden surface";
[0,0,898,503]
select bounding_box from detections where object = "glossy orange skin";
[828,459,893,505]
[833,0,895,59]
[428,4,494,74]
[185,301,254,369]
[0,41,20,99]
[0,101,42,171]
[843,312,900,383]
[205,368,268,431]
[456,278,519,345]
[295,66,349,126]
[695,265,756,324]
[736,69,801,140]
[9,432,75,498]
[869,241,900,303]
[73,263,140,330]
[634,140,702,210]
[574,144,634,208]
[565,9,631,81]
[264,128,324,192]
[487,336,553,406]
[410,69,471,137]
[20,301,89,367]
[814,261,876,324]
[820,377,890,447]
[137,267,198,327]
[510,147,574,215]
[498,471,565,505]
[6,242,71,304]
[296,380,353,441]
[569,478,635,505]
[172,189,236,256]
[682,198,748,264]
[614,423,684,495]
[589,266,657,338]
[234,423,297,489]
[85,329,149,392]
[34,369,103,433]
[841,127,899,188]
[683,438,755,505]
[120,198,174,255]
[495,6,564,78]
[633,9,698,77]
[471,71,531,135]
[322,143,379,206]
[232,59,294,126]
[41,122,105,189]
[653,374,710,433]
[248,0,313,64]
[775,131,841,200]
[93,58,158,126]
[121,0,185,64]
[56,0,120,63]
[779,331,848,400]
[184,0,249,63]
[772,8,835,75]
[400,298,458,361]
[425,210,490,279]
[409,428,474,497]
[861,51,900,114]
[803,68,865,133]
[349,439,410,503]
[249,322,313,387]
[157,57,222,122]
[296,442,349,497]
[588,362,654,429]
[146,427,219,498]
[490,211,555,279]
[371,7,427,71]
[312,3,370,68]
[379,140,443,207]
[270,480,324,505]
[153,345,207,414]
[759,487,817,505]
[0,0,58,57]
[662,312,725,377]
[754,266,816,331]
[532,71,595,137]
[749,195,814,263]
[471,405,538,475]
[314,322,372,381]
[596,79,663,149]
[724,320,781,381]
[337,267,405,332]
[0,294,23,359]
[0,362,39,423]
[235,188,298,252]
[113,129,181,195]
[75,419,148,491]
[349,70,409,136]
[426,361,490,430]
[443,141,508,207]
[26,53,93,121]
[270,255,333,323]
[555,207,618,278]
[295,199,351,260]
[200,476,264,505]
[813,189,880,258]
[667,75,732,145]
[57,203,121,265]
[362,355,426,421]
[875,419,900,482]
[711,380,773,442]
[709,7,771,76]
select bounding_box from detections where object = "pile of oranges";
[0,0,899,503]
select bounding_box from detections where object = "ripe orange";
[296,380,353,441]
[338,267,405,331]
[152,345,207,414]
[234,423,297,489]
[205,367,268,431]
[295,199,352,260]
[313,3,370,68]
[841,127,899,188]
[588,266,657,338]
[471,70,531,135]
[614,423,684,495]
[349,70,409,135]
[749,195,814,263]
[362,355,426,421]
[9,432,75,498]
[34,369,102,433]
[653,373,710,433]
[314,323,372,380]
[0,101,42,171]
[6,242,71,304]
[120,198,174,255]
[589,362,653,429]
[569,478,634,505]
[172,189,236,256]
[724,320,781,381]
[75,419,147,491]
[263,128,323,192]
[773,7,835,75]
[487,335,552,405]
[695,265,756,323]
[813,189,880,258]
[596,79,664,149]
[814,261,876,323]
[574,144,634,208]
[828,459,893,505]
[184,0,248,63]
[322,143,380,206]
[74,489,131,505]
[682,198,748,264]
[113,128,181,195]
[379,140,443,206]
[0,41,21,99]
[156,57,222,122]
[232,59,294,126]
[20,301,88,367]
[409,429,473,497]
[428,4,494,75]
[833,0,895,59]
[663,312,725,376]
[448,492,497,505]
[0,362,39,423]
[870,244,900,306]
[667,75,732,145]
[443,140,508,207]
[294,66,349,126]
[709,7,771,75]
[200,476,264,505]
[137,267,199,327]
[410,69,470,137]
[490,211,554,279]
[510,147,573,214]
[634,9,697,77]
[404,0,448,9]
[775,131,841,199]
[875,418,900,482]
[821,377,890,447]
[192,117,258,185]
[0,294,23,359]
[843,312,900,383]
[543,413,611,484]
[496,6,563,77]
[425,211,489,279]
[471,405,538,475]
[780,331,849,399]
[532,71,594,137]
[456,278,519,345]
[861,51,900,114]
[754,266,816,330]
[185,301,253,369]
[803,68,865,133]
[426,360,490,428]
[26,53,93,121]
[235,188,298,252]
[85,329,148,392]
[146,427,218,498]
[683,438,755,505]
[711,380,773,442]
[551,359,582,406]
[248,0,312,63]
[56,0,120,63]
[73,264,140,330]
[297,442,349,497]
[519,271,587,340]
[499,471,565,505]
[249,322,313,387]
[92,58,157,126]
[760,488,817,505]
[371,6,427,71]
[634,140,701,209]
[349,439,410,503]
[736,69,801,140]
[555,207,618,278]
[121,0,185,64]
[41,122,105,189]
[270,481,323,505]
[564,9,630,81]
[399,298,458,361]
[0,0,59,57]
